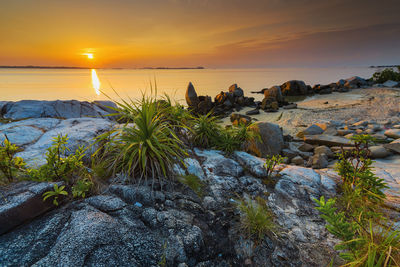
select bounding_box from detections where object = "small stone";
[298,143,314,152]
[291,156,304,165]
[314,146,334,158]
[245,109,260,115]
[369,146,391,159]
[311,153,329,169]
[296,124,324,138]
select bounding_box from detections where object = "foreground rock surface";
[0,151,341,267]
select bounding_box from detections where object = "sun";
[82,53,94,59]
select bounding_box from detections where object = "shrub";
[0,136,26,183]
[315,197,400,266]
[315,134,400,266]
[178,174,205,197]
[264,155,286,179]
[28,134,89,185]
[94,94,187,183]
[237,196,278,241]
[372,68,400,83]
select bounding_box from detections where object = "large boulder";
[383,80,399,87]
[280,80,309,96]
[228,84,244,97]
[185,82,199,108]
[248,122,284,157]
[0,181,63,235]
[344,76,368,88]
[384,129,400,139]
[263,86,284,103]
[0,118,60,147]
[16,118,113,167]
[1,100,115,120]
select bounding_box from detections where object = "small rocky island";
[0,75,399,266]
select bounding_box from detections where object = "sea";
[0,67,378,103]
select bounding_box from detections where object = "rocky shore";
[0,77,399,266]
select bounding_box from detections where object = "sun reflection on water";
[91,69,101,95]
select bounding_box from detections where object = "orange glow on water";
[91,69,101,95]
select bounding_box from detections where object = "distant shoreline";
[0,65,205,70]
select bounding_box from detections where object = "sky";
[1,0,400,68]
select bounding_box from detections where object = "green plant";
[42,183,68,206]
[72,178,93,198]
[189,112,221,148]
[178,174,205,197]
[28,135,89,184]
[315,197,400,266]
[372,68,400,83]
[0,136,26,183]
[315,134,400,266]
[336,135,387,205]
[237,196,278,241]
[94,94,187,183]
[264,155,286,179]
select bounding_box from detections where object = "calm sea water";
[0,67,376,102]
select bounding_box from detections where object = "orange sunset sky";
[1,0,400,68]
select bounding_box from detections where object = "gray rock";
[344,76,368,88]
[298,143,314,152]
[228,84,244,97]
[383,80,399,87]
[384,129,400,139]
[311,153,329,169]
[184,158,205,180]
[233,151,268,178]
[314,146,334,158]
[194,149,243,178]
[369,146,391,159]
[2,100,113,120]
[263,86,284,103]
[16,118,113,167]
[245,108,260,115]
[291,156,304,165]
[304,135,354,147]
[297,124,324,138]
[384,139,400,154]
[280,80,309,96]
[0,181,63,234]
[185,82,199,108]
[247,122,284,157]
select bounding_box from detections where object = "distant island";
[0,65,205,70]
[369,64,400,68]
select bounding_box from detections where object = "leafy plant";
[72,178,93,198]
[237,196,278,241]
[28,135,89,184]
[178,174,205,197]
[372,68,400,83]
[315,197,400,266]
[0,136,26,183]
[214,124,261,154]
[315,134,400,266]
[264,155,286,179]
[94,94,187,183]
[42,183,68,206]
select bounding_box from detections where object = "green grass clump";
[178,174,205,197]
[189,112,221,148]
[94,94,187,183]
[314,134,400,266]
[237,196,278,241]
